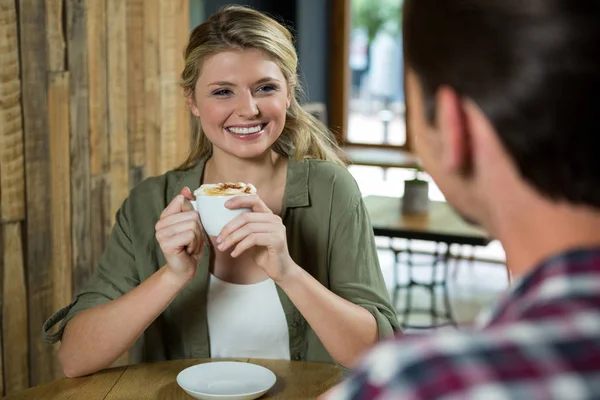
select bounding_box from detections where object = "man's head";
[403,0,600,225]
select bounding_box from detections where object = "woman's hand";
[155,187,204,283]
[216,195,295,282]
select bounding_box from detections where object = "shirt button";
[293,353,302,361]
[291,320,299,328]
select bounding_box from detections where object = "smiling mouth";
[226,123,266,135]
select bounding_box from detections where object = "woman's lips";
[224,122,268,140]
[226,123,265,135]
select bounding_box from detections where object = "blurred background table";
[363,195,493,330]
[4,358,342,400]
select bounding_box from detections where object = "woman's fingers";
[217,222,274,252]
[160,187,195,219]
[181,186,195,201]
[230,233,272,258]
[225,194,272,213]
[218,212,281,243]
[156,219,202,241]
[159,230,198,254]
[155,210,200,232]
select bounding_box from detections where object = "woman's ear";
[187,93,200,117]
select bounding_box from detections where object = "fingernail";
[216,236,222,244]
[218,244,224,250]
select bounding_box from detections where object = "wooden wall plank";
[88,0,109,176]
[175,0,190,167]
[329,0,350,144]
[45,0,65,72]
[20,0,55,386]
[4,1,193,391]
[0,218,4,397]
[48,71,72,345]
[144,0,161,177]
[158,0,178,172]
[67,0,93,296]
[0,0,25,222]
[129,166,145,190]
[107,0,129,224]
[128,0,146,169]
[2,222,30,395]
[90,174,110,273]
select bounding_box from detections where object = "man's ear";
[187,93,200,118]
[435,86,471,174]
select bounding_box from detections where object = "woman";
[43,5,399,378]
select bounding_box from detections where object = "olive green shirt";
[43,157,399,366]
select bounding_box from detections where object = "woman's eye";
[257,85,277,93]
[213,88,232,96]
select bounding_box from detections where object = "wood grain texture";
[0,224,3,396]
[20,0,55,386]
[107,0,129,224]
[363,195,489,245]
[143,0,161,177]
[0,0,25,222]
[249,358,342,399]
[48,71,73,338]
[67,0,93,296]
[3,366,127,400]
[129,166,145,190]
[4,359,342,399]
[45,0,65,72]
[90,175,110,274]
[345,146,419,169]
[329,0,350,144]
[2,222,30,395]
[0,308,3,396]
[174,0,190,166]
[127,0,146,167]
[158,0,178,172]
[104,358,249,399]
[4,1,192,392]
[87,0,108,175]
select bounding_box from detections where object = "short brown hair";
[404,0,600,207]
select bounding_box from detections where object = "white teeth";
[227,124,263,135]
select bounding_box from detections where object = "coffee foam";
[193,182,257,197]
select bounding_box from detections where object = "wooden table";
[364,195,489,246]
[364,196,492,329]
[5,358,342,400]
[344,146,420,169]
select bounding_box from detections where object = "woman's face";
[189,48,290,160]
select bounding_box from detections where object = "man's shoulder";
[336,314,600,399]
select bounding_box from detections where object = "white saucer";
[176,361,277,400]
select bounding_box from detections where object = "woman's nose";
[235,92,259,118]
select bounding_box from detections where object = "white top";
[207,273,291,360]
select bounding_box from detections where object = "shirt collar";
[170,155,311,209]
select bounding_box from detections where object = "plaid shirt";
[327,249,600,400]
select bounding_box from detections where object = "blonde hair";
[178,5,345,169]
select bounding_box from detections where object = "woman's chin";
[217,144,274,160]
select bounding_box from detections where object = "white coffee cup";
[193,194,253,237]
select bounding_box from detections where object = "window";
[330,0,417,171]
[348,0,405,147]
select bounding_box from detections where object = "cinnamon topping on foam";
[193,182,257,197]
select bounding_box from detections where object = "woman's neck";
[203,149,285,189]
